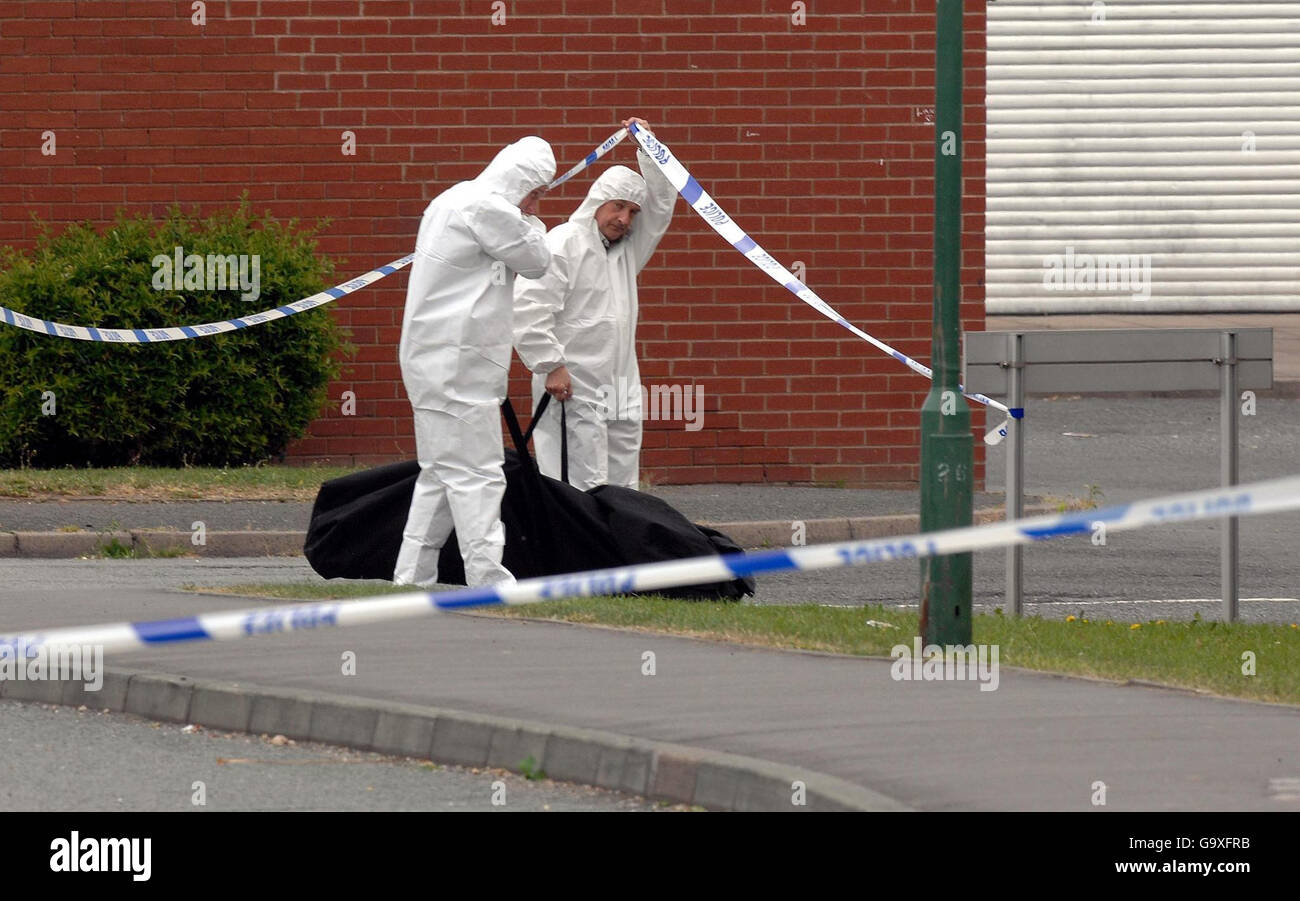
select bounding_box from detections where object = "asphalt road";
[0,699,670,812]
[987,393,1300,501]
[726,393,1298,621]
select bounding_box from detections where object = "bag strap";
[523,393,550,446]
[502,394,558,465]
[500,398,529,460]
[501,394,568,482]
[560,400,569,485]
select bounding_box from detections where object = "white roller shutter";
[986,0,1300,313]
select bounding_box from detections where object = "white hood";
[569,165,648,227]
[477,135,557,206]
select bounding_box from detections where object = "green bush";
[0,200,351,467]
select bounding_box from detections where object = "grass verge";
[0,465,361,501]
[189,582,1300,705]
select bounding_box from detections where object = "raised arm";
[623,119,678,274]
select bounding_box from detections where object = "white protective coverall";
[513,148,676,489]
[394,136,556,587]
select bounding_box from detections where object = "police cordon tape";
[0,254,414,344]
[622,123,1021,445]
[548,127,629,190]
[4,473,1298,657]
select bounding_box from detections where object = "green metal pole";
[919,0,973,646]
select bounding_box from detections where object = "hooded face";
[594,199,640,242]
[476,136,557,209]
[570,165,648,243]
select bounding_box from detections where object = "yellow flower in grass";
[1130,623,1141,630]
[1065,615,1077,622]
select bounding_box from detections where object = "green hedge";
[0,201,351,467]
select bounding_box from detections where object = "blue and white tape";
[0,254,414,344]
[624,123,1022,444]
[5,473,1298,657]
[548,128,629,190]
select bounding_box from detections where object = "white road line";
[882,598,1299,608]
[1268,778,1300,802]
[1036,598,1300,606]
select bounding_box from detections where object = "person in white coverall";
[513,118,676,490]
[394,136,556,588]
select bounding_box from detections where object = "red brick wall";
[0,0,986,486]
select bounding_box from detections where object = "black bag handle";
[501,394,568,483]
[523,393,549,446]
[560,400,569,485]
[501,394,557,464]
[500,397,529,460]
